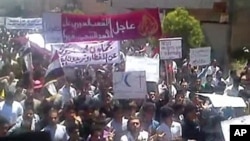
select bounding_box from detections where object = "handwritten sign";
[125,56,159,82]
[190,47,211,66]
[5,17,42,30]
[113,71,147,99]
[197,93,247,108]
[43,9,161,43]
[159,37,182,60]
[0,17,4,26]
[221,115,250,141]
[51,41,120,66]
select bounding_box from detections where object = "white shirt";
[225,77,233,86]
[224,85,244,97]
[120,130,149,141]
[0,101,23,124]
[157,123,172,141]
[42,124,69,141]
[207,66,220,78]
[171,121,182,140]
[58,85,77,106]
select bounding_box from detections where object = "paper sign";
[51,41,120,66]
[190,47,211,66]
[5,17,42,30]
[125,56,159,82]
[197,93,247,108]
[0,17,5,26]
[221,115,250,141]
[113,71,147,99]
[159,37,182,60]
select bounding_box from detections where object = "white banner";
[5,17,42,30]
[125,56,159,82]
[0,17,4,26]
[113,71,147,99]
[159,37,182,60]
[51,41,120,66]
[190,47,211,66]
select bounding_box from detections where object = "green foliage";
[162,7,204,48]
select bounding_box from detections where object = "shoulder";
[13,101,23,107]
[120,134,129,141]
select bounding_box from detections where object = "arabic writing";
[51,41,120,66]
[5,17,42,29]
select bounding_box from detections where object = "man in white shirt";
[58,77,77,108]
[224,77,244,97]
[120,116,149,141]
[157,106,174,141]
[206,60,220,79]
[42,108,69,141]
[0,90,23,125]
[171,121,182,141]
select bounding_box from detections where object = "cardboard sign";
[113,71,147,99]
[190,47,211,66]
[159,37,182,60]
[125,56,159,82]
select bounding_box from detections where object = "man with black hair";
[0,116,10,137]
[224,77,244,97]
[156,106,174,141]
[181,103,205,141]
[66,121,84,141]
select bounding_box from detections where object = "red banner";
[61,9,162,42]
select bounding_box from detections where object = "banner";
[43,9,162,43]
[159,37,182,60]
[125,56,159,82]
[190,47,211,66]
[5,17,42,30]
[51,41,120,66]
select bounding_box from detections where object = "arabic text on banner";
[189,47,211,66]
[51,41,120,66]
[159,37,182,60]
[43,9,161,43]
[113,71,147,99]
[5,17,42,30]
[125,56,159,82]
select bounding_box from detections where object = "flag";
[45,51,64,82]
[19,40,33,72]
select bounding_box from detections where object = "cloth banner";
[51,41,120,67]
[43,9,161,43]
[5,17,42,30]
[0,17,5,26]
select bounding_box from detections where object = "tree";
[162,7,204,48]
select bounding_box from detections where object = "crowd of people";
[0,45,249,141]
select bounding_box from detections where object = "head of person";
[141,102,156,122]
[195,78,201,87]
[5,89,15,104]
[180,80,188,91]
[127,115,141,133]
[9,72,15,80]
[160,106,174,126]
[189,92,201,106]
[148,91,156,102]
[126,101,137,117]
[211,59,217,67]
[183,103,198,121]
[48,108,59,126]
[23,106,35,121]
[26,88,34,99]
[64,103,76,121]
[89,126,104,141]
[175,90,185,104]
[66,121,80,140]
[0,116,9,137]
[206,74,213,84]
[113,101,124,120]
